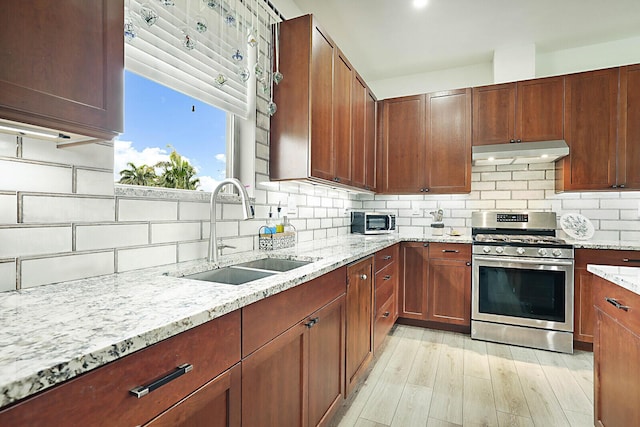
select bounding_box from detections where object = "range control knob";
[552,249,563,257]
[483,246,491,254]
[538,248,548,256]
[495,247,504,254]
[516,247,526,255]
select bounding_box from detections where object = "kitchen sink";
[234,258,312,272]
[183,267,275,285]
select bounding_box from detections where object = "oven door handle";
[472,255,574,267]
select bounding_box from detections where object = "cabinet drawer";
[375,261,397,291]
[242,267,346,357]
[428,243,471,260]
[0,310,241,427]
[374,244,399,273]
[576,249,640,268]
[376,274,395,313]
[594,275,640,333]
[374,295,395,351]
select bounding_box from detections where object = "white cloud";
[215,153,226,163]
[198,175,221,192]
[113,140,169,179]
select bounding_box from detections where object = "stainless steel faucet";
[208,178,254,263]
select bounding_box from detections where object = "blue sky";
[114,71,228,191]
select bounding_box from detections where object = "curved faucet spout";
[208,178,254,263]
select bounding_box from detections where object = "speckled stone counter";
[569,239,640,251]
[587,264,640,296]
[0,233,473,409]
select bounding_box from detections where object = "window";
[115,70,229,192]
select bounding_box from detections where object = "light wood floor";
[337,324,594,427]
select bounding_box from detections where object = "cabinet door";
[310,24,335,182]
[557,68,618,191]
[308,296,346,427]
[619,64,640,189]
[144,364,240,427]
[364,89,377,191]
[0,0,123,139]
[472,83,516,145]
[516,76,564,143]
[380,95,425,193]
[594,309,640,426]
[333,50,353,185]
[351,74,367,189]
[426,89,471,193]
[574,267,595,344]
[346,257,374,396]
[427,258,471,326]
[242,322,308,427]
[399,242,429,320]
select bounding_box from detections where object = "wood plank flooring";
[336,325,594,427]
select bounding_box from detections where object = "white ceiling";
[274,0,640,85]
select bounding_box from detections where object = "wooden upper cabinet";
[379,95,426,193]
[309,22,336,182]
[351,74,377,191]
[333,50,353,186]
[556,68,619,191]
[0,0,124,140]
[271,14,374,191]
[618,64,640,189]
[426,89,472,193]
[472,83,516,145]
[472,77,564,146]
[379,89,471,194]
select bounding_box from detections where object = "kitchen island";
[588,264,640,426]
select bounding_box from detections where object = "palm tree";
[118,162,158,186]
[155,150,200,190]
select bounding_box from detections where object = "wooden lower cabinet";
[0,311,241,427]
[574,249,640,345]
[346,256,374,396]
[399,242,471,328]
[593,274,640,426]
[145,363,241,427]
[242,294,345,427]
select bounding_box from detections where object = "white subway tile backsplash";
[600,220,640,231]
[307,196,322,207]
[327,228,338,238]
[495,200,528,210]
[118,199,177,221]
[0,160,72,193]
[471,181,497,191]
[496,164,529,171]
[0,194,16,223]
[151,222,201,244]
[561,199,600,210]
[22,195,115,223]
[307,219,321,229]
[0,260,16,291]
[297,230,314,242]
[76,223,149,251]
[512,190,546,200]
[480,172,512,181]
[465,200,496,210]
[313,208,327,218]
[22,138,114,169]
[178,241,207,262]
[362,200,386,209]
[480,191,511,200]
[21,251,114,289]
[117,245,176,272]
[620,210,640,220]
[581,209,619,220]
[512,171,545,181]
[597,199,635,209]
[0,226,71,258]
[321,218,333,228]
[528,180,555,190]
[298,207,314,218]
[496,181,528,190]
[179,201,210,221]
[313,229,327,240]
[0,134,17,157]
[387,200,411,209]
[75,169,114,195]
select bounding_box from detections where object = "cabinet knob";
[466,262,471,266]
[382,311,390,318]
[612,184,618,188]
[423,243,429,247]
[360,274,367,280]
[424,188,429,192]
[620,184,626,188]
[510,139,516,143]
[383,255,392,260]
[516,139,522,143]
[304,317,319,328]
[384,275,391,280]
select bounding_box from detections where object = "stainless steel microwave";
[350,211,396,234]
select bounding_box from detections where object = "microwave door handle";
[388,214,393,230]
[472,255,574,267]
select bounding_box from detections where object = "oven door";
[472,255,574,332]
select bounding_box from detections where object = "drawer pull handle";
[305,317,319,328]
[383,255,392,260]
[622,258,640,263]
[423,243,429,247]
[382,311,390,318]
[605,297,629,312]
[442,249,460,253]
[384,275,392,280]
[130,363,193,398]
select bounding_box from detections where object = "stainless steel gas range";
[471,211,574,353]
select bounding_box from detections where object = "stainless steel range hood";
[472,140,569,166]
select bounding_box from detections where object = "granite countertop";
[587,264,640,296]
[570,239,640,251]
[0,233,474,409]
